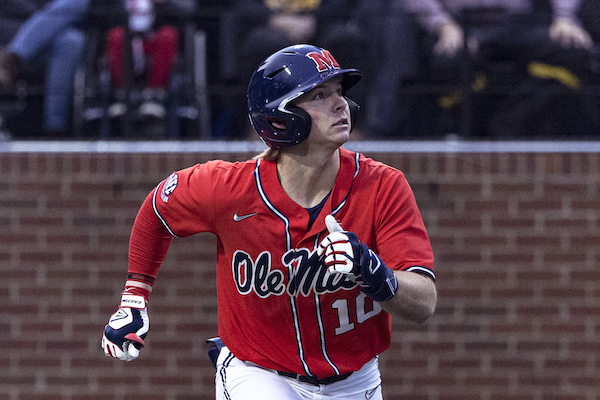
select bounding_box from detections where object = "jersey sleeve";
[373,167,435,280]
[152,162,220,237]
[128,191,174,284]
[127,160,234,294]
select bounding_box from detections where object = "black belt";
[276,370,353,386]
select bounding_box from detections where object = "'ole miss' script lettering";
[232,249,357,298]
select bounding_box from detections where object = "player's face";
[293,78,351,148]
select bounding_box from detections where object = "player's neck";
[276,149,340,209]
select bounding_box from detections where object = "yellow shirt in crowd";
[264,0,321,13]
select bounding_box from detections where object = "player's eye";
[312,91,326,100]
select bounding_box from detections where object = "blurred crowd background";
[0,0,599,142]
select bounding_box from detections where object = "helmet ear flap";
[345,97,360,133]
[280,105,312,148]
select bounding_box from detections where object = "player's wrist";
[359,243,399,302]
[123,277,153,303]
[121,283,150,308]
[361,268,398,302]
[120,292,147,309]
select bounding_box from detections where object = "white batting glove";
[317,215,359,276]
[317,215,399,302]
[101,292,149,361]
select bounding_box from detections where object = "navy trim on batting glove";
[358,242,399,302]
[104,308,147,349]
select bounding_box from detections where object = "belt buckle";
[277,370,352,386]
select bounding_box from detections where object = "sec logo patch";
[161,173,178,202]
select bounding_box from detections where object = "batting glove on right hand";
[102,292,149,361]
[317,215,399,302]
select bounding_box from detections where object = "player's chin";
[331,125,351,141]
[310,128,350,149]
[326,135,349,149]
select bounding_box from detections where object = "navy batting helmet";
[247,44,362,149]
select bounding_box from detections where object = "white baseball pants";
[215,346,383,400]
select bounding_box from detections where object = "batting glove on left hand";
[317,215,399,302]
[102,292,149,361]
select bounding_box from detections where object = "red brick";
[543,358,587,370]
[19,357,61,368]
[489,323,533,334]
[438,357,482,370]
[19,251,63,262]
[0,375,36,385]
[2,151,600,400]
[19,216,64,227]
[491,357,535,370]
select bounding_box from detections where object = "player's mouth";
[332,118,349,127]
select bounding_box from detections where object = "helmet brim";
[264,67,362,112]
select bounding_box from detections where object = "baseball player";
[101,44,437,399]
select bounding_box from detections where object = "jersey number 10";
[331,292,383,335]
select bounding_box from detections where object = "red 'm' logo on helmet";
[306,50,340,72]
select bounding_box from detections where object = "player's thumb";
[124,333,145,348]
[127,342,140,359]
[124,333,145,360]
[325,215,343,233]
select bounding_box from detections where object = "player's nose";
[332,92,347,112]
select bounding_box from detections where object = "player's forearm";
[127,191,173,288]
[379,270,437,324]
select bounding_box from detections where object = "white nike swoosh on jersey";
[233,212,258,222]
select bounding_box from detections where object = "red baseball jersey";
[151,148,434,379]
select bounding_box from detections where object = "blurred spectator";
[0,1,44,47]
[235,0,368,80]
[400,0,595,137]
[358,0,420,137]
[106,0,196,121]
[579,0,600,51]
[0,0,89,136]
[402,0,592,58]
[222,0,370,136]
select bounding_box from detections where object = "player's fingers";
[127,342,140,360]
[327,261,354,275]
[101,335,111,356]
[324,232,350,244]
[107,342,125,359]
[323,240,355,274]
[101,334,116,357]
[102,333,130,361]
[327,265,358,282]
[323,250,350,266]
[124,333,145,347]
[325,215,343,233]
[317,232,349,257]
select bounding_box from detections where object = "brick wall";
[1,150,599,400]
